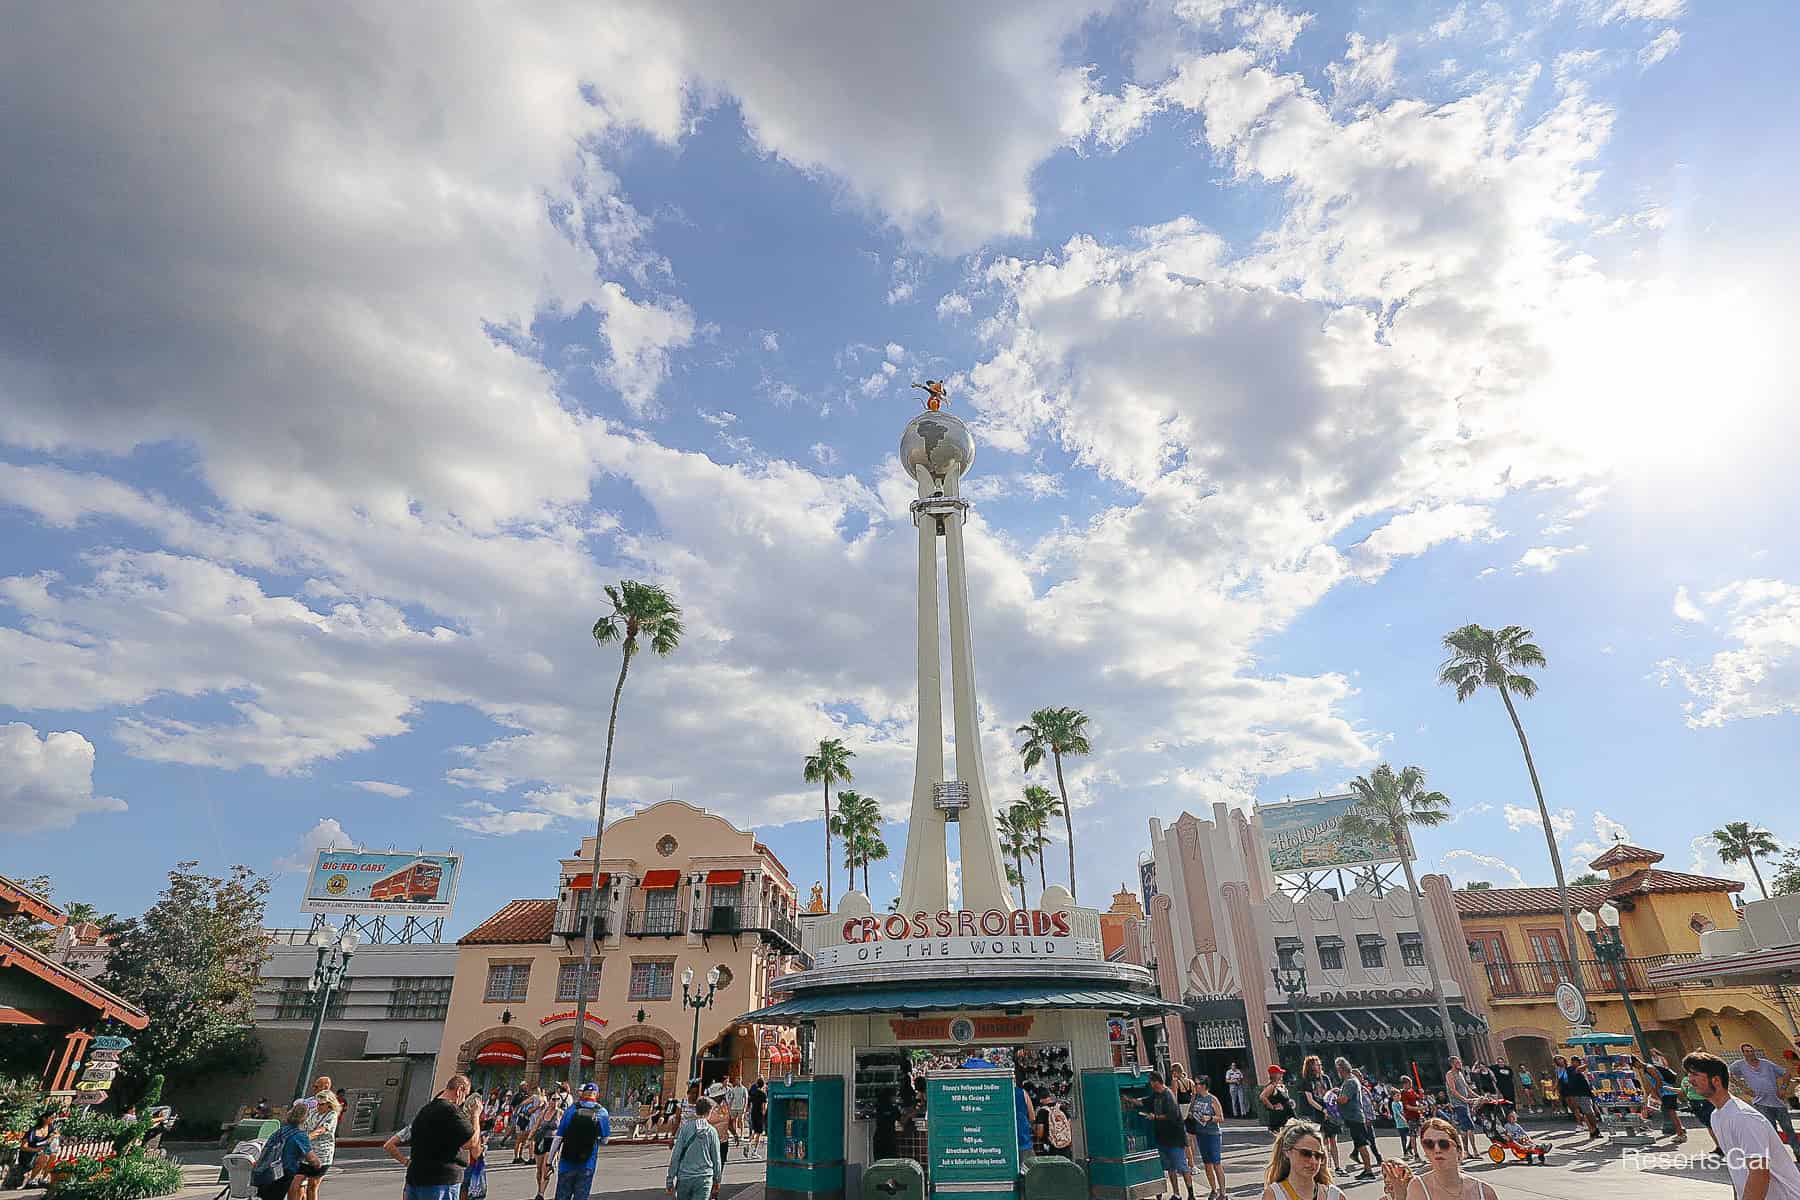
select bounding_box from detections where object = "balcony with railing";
[1481,953,1701,999]
[624,906,687,938]
[692,900,807,957]
[554,909,610,941]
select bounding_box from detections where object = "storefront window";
[609,1063,663,1112]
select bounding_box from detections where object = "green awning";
[741,983,1178,1023]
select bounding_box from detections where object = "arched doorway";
[540,1037,599,1086]
[468,1037,528,1095]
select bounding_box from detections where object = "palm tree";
[1713,822,1781,899]
[1021,784,1061,895]
[1339,763,1460,1062]
[803,738,855,904]
[997,806,1034,908]
[829,791,887,895]
[572,580,682,1086]
[1438,624,1581,979]
[1017,707,1091,900]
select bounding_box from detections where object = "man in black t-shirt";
[384,1075,478,1200]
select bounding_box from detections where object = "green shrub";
[48,1152,183,1200]
[53,1113,135,1142]
[0,1075,46,1134]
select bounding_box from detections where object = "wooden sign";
[86,1048,123,1062]
[80,1067,118,1082]
[92,1036,133,1051]
[72,1092,109,1106]
[74,1081,111,1092]
[891,1015,1034,1042]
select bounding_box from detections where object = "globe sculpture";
[898,410,976,483]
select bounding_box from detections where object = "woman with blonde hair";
[1261,1119,1343,1200]
[298,1077,341,1200]
[1377,1117,1497,1200]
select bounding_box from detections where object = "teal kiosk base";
[768,1075,847,1200]
[1078,1068,1162,1200]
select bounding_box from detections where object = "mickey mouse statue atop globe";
[899,379,975,483]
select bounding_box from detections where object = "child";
[1389,1088,1412,1159]
[1498,1113,1548,1163]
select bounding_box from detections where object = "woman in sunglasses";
[1261,1119,1342,1200]
[1378,1117,1498,1200]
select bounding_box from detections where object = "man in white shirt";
[1224,1064,1246,1118]
[1687,1050,1800,1200]
[1733,1044,1800,1165]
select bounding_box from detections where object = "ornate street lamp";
[295,924,359,1100]
[681,965,722,1085]
[1577,903,1652,1059]
[1271,957,1309,1073]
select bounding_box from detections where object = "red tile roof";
[1587,843,1665,870]
[1455,869,1742,917]
[459,899,555,945]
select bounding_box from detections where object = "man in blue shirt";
[550,1083,611,1200]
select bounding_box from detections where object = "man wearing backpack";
[550,1082,611,1200]
[251,1104,322,1200]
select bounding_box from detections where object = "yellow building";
[1456,843,1795,1077]
[436,800,803,1112]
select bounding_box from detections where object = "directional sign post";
[92,1036,133,1052]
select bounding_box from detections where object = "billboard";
[1260,794,1399,873]
[302,850,462,917]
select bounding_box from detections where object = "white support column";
[940,464,1013,912]
[900,466,949,912]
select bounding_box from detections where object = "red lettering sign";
[846,909,1074,943]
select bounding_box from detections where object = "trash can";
[1020,1157,1087,1200]
[861,1159,925,1200]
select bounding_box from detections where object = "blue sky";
[3,0,1797,936]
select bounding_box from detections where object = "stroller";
[1476,1100,1548,1165]
[215,1139,264,1200]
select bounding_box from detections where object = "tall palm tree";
[829,791,887,895]
[1339,763,1460,1062]
[1021,784,1061,895]
[803,738,855,904]
[572,580,682,1086]
[1438,624,1580,976]
[997,806,1034,909]
[1713,822,1781,899]
[1017,707,1091,900]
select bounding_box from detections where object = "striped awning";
[740,983,1176,1024]
[472,1040,526,1066]
[610,1040,665,1065]
[540,1041,596,1067]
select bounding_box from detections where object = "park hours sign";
[926,1068,1019,1199]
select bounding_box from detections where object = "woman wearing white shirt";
[1261,1119,1343,1200]
[1378,1117,1497,1200]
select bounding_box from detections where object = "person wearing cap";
[549,1083,610,1200]
[1259,1065,1296,1133]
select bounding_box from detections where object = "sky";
[3,1,1798,937]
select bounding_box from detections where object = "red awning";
[641,870,682,889]
[610,1040,665,1066]
[705,870,744,886]
[472,1041,527,1066]
[567,873,609,890]
[539,1041,596,1067]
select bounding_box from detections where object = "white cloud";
[1515,545,1589,573]
[1673,585,1705,623]
[811,443,840,467]
[276,817,355,873]
[1688,834,1765,894]
[1348,505,1498,577]
[1592,810,1630,843]
[1325,34,1398,101]
[351,780,413,798]
[1503,804,1574,839]
[1236,5,1312,55]
[0,723,125,834]
[1638,29,1682,68]
[1601,0,1684,21]
[1660,579,1800,727]
[937,293,974,319]
[594,284,697,418]
[1442,849,1527,888]
[760,331,781,352]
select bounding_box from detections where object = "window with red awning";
[472,1040,527,1066]
[539,1041,596,1067]
[609,1039,665,1065]
[566,872,609,890]
[641,869,682,889]
[704,869,743,886]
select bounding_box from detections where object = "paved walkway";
[1,1122,1752,1200]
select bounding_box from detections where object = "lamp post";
[1577,903,1651,1059]
[680,965,721,1085]
[295,924,359,1100]
[1271,958,1309,1074]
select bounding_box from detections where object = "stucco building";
[436,801,803,1112]
[1141,804,1487,1088]
[1456,842,1795,1077]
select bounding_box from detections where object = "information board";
[926,1068,1019,1197]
